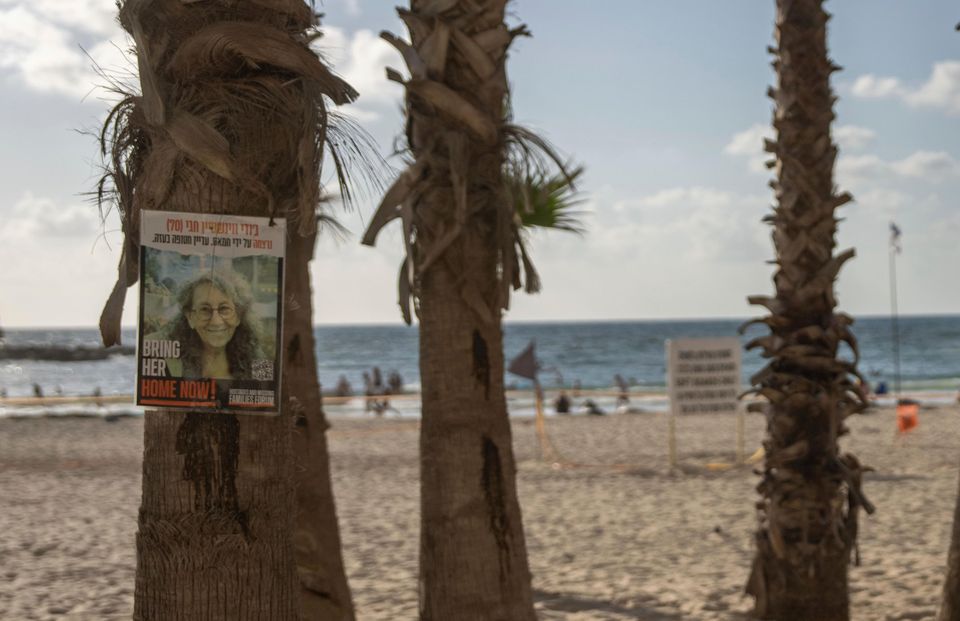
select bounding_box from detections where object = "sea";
[2,316,959,418]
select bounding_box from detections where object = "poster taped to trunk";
[136,210,285,414]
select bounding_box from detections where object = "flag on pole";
[890,221,902,254]
[508,341,539,381]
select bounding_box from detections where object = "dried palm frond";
[316,208,351,242]
[363,118,585,321]
[94,1,376,345]
[323,111,391,213]
[503,124,575,188]
[360,2,585,325]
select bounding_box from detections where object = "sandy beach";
[1,404,957,620]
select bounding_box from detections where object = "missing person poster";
[136,210,285,413]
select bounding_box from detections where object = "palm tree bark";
[375,1,537,618]
[938,466,960,620]
[287,230,355,620]
[744,1,870,619]
[136,411,299,619]
[100,0,357,618]
[419,258,534,620]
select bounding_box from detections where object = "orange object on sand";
[896,402,919,434]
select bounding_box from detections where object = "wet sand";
[0,404,956,620]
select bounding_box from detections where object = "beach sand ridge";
[0,406,954,620]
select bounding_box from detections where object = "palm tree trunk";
[286,231,355,620]
[104,1,358,618]
[744,1,869,619]
[135,411,299,619]
[938,467,960,620]
[383,1,537,618]
[419,256,534,620]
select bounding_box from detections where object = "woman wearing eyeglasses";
[164,269,264,380]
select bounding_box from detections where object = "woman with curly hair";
[165,268,264,380]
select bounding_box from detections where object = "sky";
[0,0,957,327]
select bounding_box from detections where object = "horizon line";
[4,311,960,331]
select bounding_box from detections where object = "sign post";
[666,337,742,468]
[736,407,745,464]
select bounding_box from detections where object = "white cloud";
[906,61,960,114]
[315,27,403,121]
[851,189,910,220]
[834,125,875,151]
[851,74,904,99]
[0,193,129,327]
[724,124,770,156]
[630,187,738,211]
[0,0,117,36]
[0,192,102,238]
[723,123,773,174]
[0,4,128,100]
[850,61,960,116]
[838,150,960,183]
[610,187,769,263]
[837,154,887,181]
[892,151,960,178]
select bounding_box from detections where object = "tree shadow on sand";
[863,472,929,482]
[534,589,682,619]
[534,589,756,620]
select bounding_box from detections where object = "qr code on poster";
[252,359,274,381]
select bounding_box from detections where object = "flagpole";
[533,377,546,459]
[889,233,902,400]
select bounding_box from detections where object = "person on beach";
[334,375,353,397]
[372,367,390,415]
[554,390,571,415]
[363,371,375,412]
[614,374,629,407]
[854,377,872,406]
[162,269,264,380]
[387,371,403,395]
[582,399,605,416]
[362,369,390,415]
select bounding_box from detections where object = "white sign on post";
[666,337,741,415]
[665,337,743,467]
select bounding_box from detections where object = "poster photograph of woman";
[136,210,284,413]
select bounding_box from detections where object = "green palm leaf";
[509,165,587,234]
